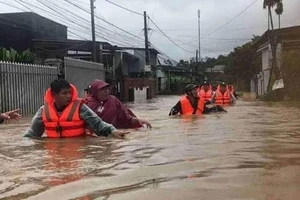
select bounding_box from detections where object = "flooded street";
[1,95,300,200]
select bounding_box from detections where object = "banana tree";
[0,47,35,64]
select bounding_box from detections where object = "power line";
[149,42,179,64]
[148,17,194,54]
[64,0,144,42]
[202,0,259,39]
[2,1,141,48]
[0,0,27,11]
[36,0,142,47]
[104,0,143,16]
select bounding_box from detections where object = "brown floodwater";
[1,95,300,200]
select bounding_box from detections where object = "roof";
[206,65,225,73]
[255,25,300,48]
[32,39,112,52]
[115,47,160,55]
[0,12,67,28]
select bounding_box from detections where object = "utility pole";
[198,10,201,68]
[144,11,150,66]
[90,0,96,62]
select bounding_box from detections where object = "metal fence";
[0,61,57,116]
[64,57,105,98]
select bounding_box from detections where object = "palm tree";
[263,0,283,92]
[275,1,283,29]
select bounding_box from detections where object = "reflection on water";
[1,96,300,200]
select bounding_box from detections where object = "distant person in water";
[85,79,152,129]
[0,109,21,124]
[169,84,226,116]
[209,82,236,105]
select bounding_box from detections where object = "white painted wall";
[134,87,147,103]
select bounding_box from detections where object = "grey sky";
[1,0,300,61]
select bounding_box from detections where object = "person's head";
[84,85,91,98]
[219,82,227,94]
[185,84,198,98]
[202,81,210,92]
[50,79,72,107]
[90,79,110,101]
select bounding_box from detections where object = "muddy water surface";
[1,96,300,200]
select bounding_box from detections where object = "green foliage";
[282,50,300,100]
[199,35,261,92]
[0,47,35,64]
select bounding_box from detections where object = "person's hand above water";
[138,119,152,129]
[112,130,131,139]
[0,109,21,120]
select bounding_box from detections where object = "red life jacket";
[215,85,231,105]
[42,84,86,138]
[180,96,204,115]
[198,85,213,102]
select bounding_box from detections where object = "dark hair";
[50,79,71,94]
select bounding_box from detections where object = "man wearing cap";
[86,79,152,129]
[210,82,236,105]
[169,84,226,116]
[198,81,214,103]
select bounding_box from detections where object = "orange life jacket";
[229,85,235,95]
[180,95,204,115]
[42,84,86,138]
[198,85,213,102]
[215,85,231,105]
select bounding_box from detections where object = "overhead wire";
[201,0,259,39]
[104,0,143,16]
[64,0,144,42]
[148,17,194,54]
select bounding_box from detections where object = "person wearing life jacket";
[198,81,214,103]
[210,82,236,105]
[228,84,238,99]
[169,84,227,115]
[24,79,130,139]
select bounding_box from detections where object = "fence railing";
[0,58,105,116]
[64,57,105,98]
[0,61,57,116]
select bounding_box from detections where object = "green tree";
[0,47,35,64]
[282,51,300,100]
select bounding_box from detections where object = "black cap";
[220,82,227,87]
[185,84,198,93]
[84,84,91,92]
[203,81,209,86]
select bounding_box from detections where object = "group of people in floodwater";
[0,79,237,139]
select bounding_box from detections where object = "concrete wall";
[157,69,167,91]
[64,57,105,98]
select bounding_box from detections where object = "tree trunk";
[267,6,278,92]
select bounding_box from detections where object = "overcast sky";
[1,0,300,61]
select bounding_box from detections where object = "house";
[0,12,160,102]
[205,65,225,73]
[110,47,160,101]
[250,25,300,97]
[0,12,67,51]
